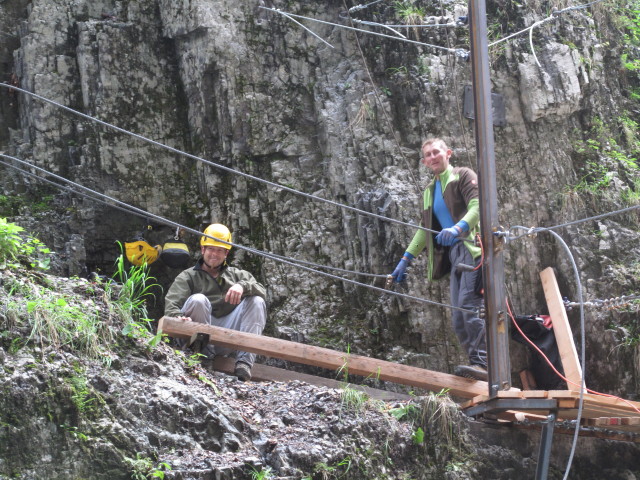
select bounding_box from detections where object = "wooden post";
[158,316,499,398]
[540,267,584,392]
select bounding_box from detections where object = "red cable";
[506,299,640,414]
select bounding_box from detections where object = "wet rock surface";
[1,270,640,479]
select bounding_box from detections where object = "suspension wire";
[436,0,475,170]
[9,155,388,281]
[259,7,467,55]
[503,203,640,242]
[508,226,585,479]
[350,19,407,39]
[1,154,476,315]
[348,0,387,13]
[352,19,457,30]
[0,83,441,237]
[1,156,383,278]
[563,294,640,310]
[339,2,423,198]
[488,0,607,48]
[277,10,335,48]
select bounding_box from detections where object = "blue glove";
[435,221,469,246]
[391,252,414,283]
[435,227,460,246]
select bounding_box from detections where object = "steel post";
[535,412,557,480]
[468,0,511,395]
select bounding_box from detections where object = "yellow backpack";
[124,240,162,266]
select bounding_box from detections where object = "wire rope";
[489,0,607,47]
[339,2,423,198]
[259,7,466,55]
[504,203,640,242]
[348,0,387,13]
[0,82,442,237]
[1,153,476,315]
[509,225,585,480]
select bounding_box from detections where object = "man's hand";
[391,252,414,283]
[435,226,461,246]
[225,284,244,305]
[177,316,192,322]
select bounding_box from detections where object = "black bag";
[511,315,566,390]
[160,242,191,269]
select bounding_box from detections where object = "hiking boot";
[187,332,210,354]
[455,364,488,381]
[234,362,252,382]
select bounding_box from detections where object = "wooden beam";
[208,356,413,401]
[159,316,491,398]
[539,267,584,392]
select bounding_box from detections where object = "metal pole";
[468,0,511,395]
[535,412,557,480]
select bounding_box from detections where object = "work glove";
[391,252,414,283]
[435,221,469,246]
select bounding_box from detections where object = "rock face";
[1,269,640,479]
[1,0,640,462]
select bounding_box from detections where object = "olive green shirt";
[164,259,266,318]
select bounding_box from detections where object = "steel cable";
[1,154,476,315]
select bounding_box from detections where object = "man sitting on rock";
[164,223,267,381]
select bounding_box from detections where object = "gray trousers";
[181,294,267,367]
[449,242,487,368]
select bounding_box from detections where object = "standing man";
[164,223,267,381]
[391,138,487,381]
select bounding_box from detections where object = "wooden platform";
[462,390,640,439]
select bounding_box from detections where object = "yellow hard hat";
[200,223,232,250]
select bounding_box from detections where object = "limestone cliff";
[0,0,639,437]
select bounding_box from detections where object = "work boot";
[455,364,488,381]
[187,332,210,354]
[234,361,252,382]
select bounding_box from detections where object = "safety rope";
[503,203,640,241]
[259,7,468,56]
[1,154,477,315]
[508,225,585,480]
[0,83,441,237]
[563,294,640,310]
[347,0,387,14]
[488,0,607,68]
[340,1,423,198]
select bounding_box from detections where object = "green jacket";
[406,165,482,280]
[164,259,266,318]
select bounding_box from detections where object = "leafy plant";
[124,453,171,480]
[394,1,425,24]
[59,424,88,441]
[340,385,369,414]
[68,374,101,415]
[0,218,51,270]
[250,466,275,480]
[107,250,161,347]
[312,456,352,479]
[412,426,425,445]
[25,291,113,358]
[389,403,421,422]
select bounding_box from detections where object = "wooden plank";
[539,267,584,392]
[519,369,537,390]
[496,390,548,399]
[159,316,492,398]
[207,356,413,401]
